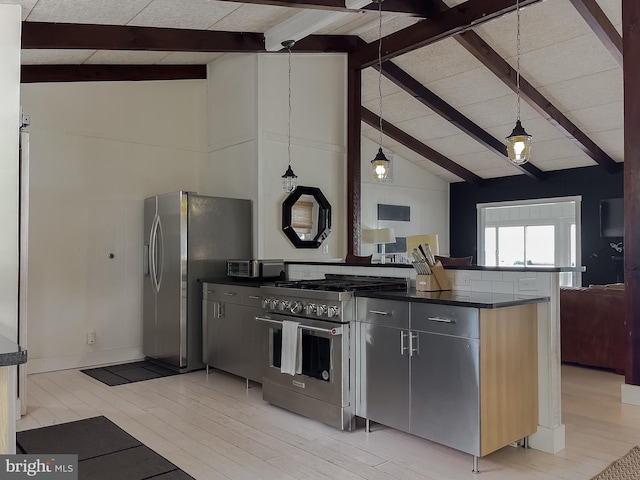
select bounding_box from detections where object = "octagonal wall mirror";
[282,186,331,248]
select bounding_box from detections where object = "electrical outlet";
[323,244,329,254]
[518,278,538,291]
[87,330,96,345]
[455,273,470,286]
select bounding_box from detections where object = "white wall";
[360,136,450,259]
[0,5,20,342]
[21,80,208,373]
[206,53,347,261]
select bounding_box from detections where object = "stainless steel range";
[256,275,407,430]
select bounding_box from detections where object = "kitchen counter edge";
[355,289,550,309]
[199,277,278,287]
[0,335,27,367]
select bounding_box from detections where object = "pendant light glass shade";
[506,119,532,165]
[372,148,390,181]
[282,165,297,193]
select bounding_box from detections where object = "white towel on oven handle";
[281,320,302,376]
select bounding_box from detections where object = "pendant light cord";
[516,0,521,122]
[377,0,383,147]
[287,44,292,168]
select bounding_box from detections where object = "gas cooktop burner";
[274,274,407,293]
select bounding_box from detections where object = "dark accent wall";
[450,166,624,286]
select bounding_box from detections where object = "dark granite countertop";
[0,335,27,366]
[198,277,278,287]
[355,288,550,309]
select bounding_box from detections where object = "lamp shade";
[363,228,396,245]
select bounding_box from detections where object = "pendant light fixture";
[371,0,390,182]
[281,39,298,194]
[506,0,532,165]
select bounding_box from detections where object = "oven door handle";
[254,316,343,336]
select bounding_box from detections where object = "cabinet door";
[410,332,480,456]
[218,303,245,378]
[243,305,269,384]
[202,299,220,367]
[362,323,410,432]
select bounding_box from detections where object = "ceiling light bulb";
[506,120,532,165]
[371,147,389,181]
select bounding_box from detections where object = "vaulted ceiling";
[5,0,623,183]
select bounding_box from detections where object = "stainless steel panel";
[356,297,409,329]
[262,380,354,431]
[360,322,410,432]
[243,304,268,383]
[410,332,480,456]
[202,283,220,367]
[143,196,158,359]
[410,303,479,338]
[218,303,245,377]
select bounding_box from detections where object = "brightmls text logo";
[0,455,77,479]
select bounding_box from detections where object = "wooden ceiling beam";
[21,65,207,83]
[569,0,623,67]
[379,61,546,180]
[353,0,542,68]
[455,30,621,174]
[361,107,484,185]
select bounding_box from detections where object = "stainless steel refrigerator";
[143,191,252,372]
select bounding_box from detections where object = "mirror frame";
[282,186,332,248]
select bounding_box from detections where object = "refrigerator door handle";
[155,216,164,291]
[143,244,150,276]
[150,214,159,293]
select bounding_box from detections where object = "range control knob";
[305,303,317,315]
[290,301,303,314]
[327,306,340,318]
[278,300,290,311]
[269,298,279,310]
[262,298,270,308]
[316,304,328,316]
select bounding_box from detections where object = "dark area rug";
[17,416,194,480]
[81,360,178,386]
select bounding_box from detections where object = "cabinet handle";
[206,290,213,294]
[369,310,389,315]
[400,331,409,355]
[427,316,455,324]
[223,292,237,296]
[248,295,260,299]
[410,332,419,356]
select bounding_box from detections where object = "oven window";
[272,330,332,381]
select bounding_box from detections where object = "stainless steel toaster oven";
[227,259,285,279]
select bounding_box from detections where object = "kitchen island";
[354,289,547,472]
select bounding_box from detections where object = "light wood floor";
[17,364,640,479]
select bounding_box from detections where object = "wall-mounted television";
[600,198,624,237]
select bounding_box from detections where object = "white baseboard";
[26,347,144,374]
[528,424,566,454]
[621,383,640,405]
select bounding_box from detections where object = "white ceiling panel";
[588,129,624,161]
[396,114,463,142]
[27,0,152,25]
[21,49,96,65]
[155,51,223,65]
[210,4,298,32]
[0,0,37,19]
[455,150,516,171]
[458,94,540,129]
[426,67,514,108]
[473,165,523,179]
[314,11,375,35]
[84,50,169,65]
[567,101,623,134]
[473,0,593,60]
[596,0,621,29]
[128,0,241,30]
[361,67,403,103]
[362,90,433,124]
[393,38,484,86]
[528,138,590,164]
[361,129,402,150]
[535,155,597,172]
[427,133,488,157]
[537,68,622,113]
[357,15,421,43]
[518,33,620,89]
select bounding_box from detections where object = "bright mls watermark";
[0,455,77,479]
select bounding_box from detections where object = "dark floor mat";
[17,416,141,461]
[18,416,194,480]
[82,360,178,386]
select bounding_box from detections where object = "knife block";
[415,262,452,292]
